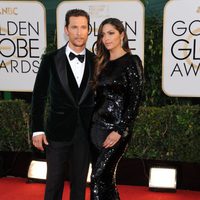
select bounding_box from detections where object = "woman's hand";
[103,131,121,148]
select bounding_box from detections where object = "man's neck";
[68,42,85,54]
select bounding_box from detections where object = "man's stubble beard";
[73,37,88,48]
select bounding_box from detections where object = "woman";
[90,18,144,200]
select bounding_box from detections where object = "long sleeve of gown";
[113,55,144,137]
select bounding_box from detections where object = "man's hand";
[32,134,49,151]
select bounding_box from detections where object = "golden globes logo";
[170,19,200,77]
[0,21,40,74]
[162,0,200,97]
[0,7,18,15]
[88,5,109,18]
[0,1,46,91]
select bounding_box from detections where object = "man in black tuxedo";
[31,9,95,200]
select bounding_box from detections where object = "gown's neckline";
[109,52,130,62]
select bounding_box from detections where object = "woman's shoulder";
[124,53,142,69]
[127,54,142,64]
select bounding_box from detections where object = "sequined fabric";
[90,138,129,200]
[91,53,143,138]
[90,53,143,200]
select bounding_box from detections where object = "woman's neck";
[109,48,126,61]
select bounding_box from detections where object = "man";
[31,9,95,200]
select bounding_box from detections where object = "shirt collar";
[66,43,86,57]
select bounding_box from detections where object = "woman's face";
[101,23,124,51]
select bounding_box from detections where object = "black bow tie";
[69,52,85,63]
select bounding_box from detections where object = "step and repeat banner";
[162,0,200,97]
[0,0,144,92]
[56,0,144,62]
[0,1,46,92]
[0,0,199,97]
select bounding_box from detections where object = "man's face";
[65,16,89,51]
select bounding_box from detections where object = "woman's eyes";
[102,32,115,37]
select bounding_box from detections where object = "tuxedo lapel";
[79,50,93,105]
[54,46,76,105]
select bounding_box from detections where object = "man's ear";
[64,26,69,36]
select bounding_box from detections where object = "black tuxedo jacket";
[31,45,95,141]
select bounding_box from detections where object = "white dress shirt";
[66,45,86,87]
[32,44,86,137]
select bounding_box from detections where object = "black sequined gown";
[90,53,143,200]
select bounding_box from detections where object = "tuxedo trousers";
[44,125,90,200]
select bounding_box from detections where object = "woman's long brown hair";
[93,18,131,88]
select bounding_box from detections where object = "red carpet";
[0,177,200,200]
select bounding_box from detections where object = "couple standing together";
[31,9,143,200]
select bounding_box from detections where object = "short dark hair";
[65,9,90,28]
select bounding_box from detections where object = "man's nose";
[77,28,81,35]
